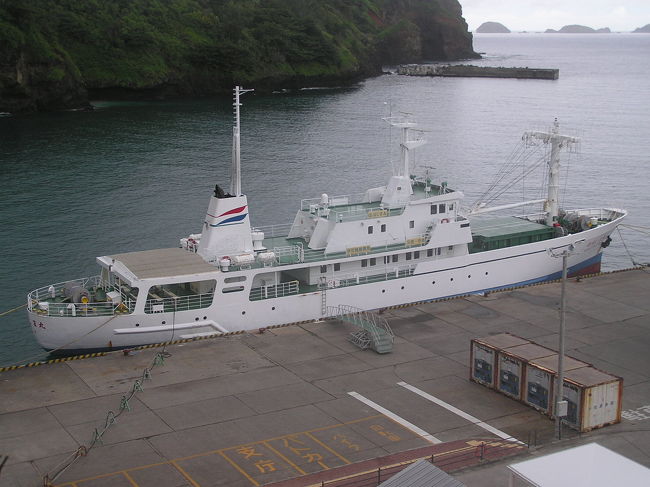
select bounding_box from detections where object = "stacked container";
[525,354,589,414]
[498,343,555,402]
[470,333,529,388]
[470,334,623,432]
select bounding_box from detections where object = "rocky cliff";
[0,0,478,113]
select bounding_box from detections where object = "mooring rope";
[42,348,171,486]
[0,303,26,317]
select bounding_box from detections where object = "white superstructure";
[27,89,626,353]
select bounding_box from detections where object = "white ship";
[28,87,626,353]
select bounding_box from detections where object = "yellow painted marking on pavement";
[263,440,307,475]
[171,460,201,487]
[218,451,260,487]
[57,416,384,487]
[305,431,352,465]
[122,471,139,487]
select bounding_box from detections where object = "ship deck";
[106,248,217,279]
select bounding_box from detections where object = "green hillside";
[0,0,477,112]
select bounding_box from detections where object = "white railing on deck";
[252,223,293,239]
[249,280,300,301]
[323,265,416,289]
[27,276,138,317]
[301,192,370,211]
[144,292,214,314]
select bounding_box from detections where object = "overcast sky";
[461,0,650,32]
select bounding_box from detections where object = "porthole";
[468,275,471,278]
[272,307,276,310]
[450,278,454,282]
[401,286,405,290]
[195,317,199,321]
[203,316,207,320]
[485,271,489,275]
[162,321,166,324]
[242,311,246,315]
[382,289,386,293]
[135,323,140,327]
[432,281,436,285]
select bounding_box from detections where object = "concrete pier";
[2,269,650,486]
[397,64,560,80]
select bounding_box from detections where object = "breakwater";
[397,64,559,80]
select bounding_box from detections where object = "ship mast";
[525,119,579,226]
[230,86,254,196]
[384,116,426,178]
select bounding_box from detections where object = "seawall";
[397,64,559,80]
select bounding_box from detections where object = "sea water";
[1,33,649,366]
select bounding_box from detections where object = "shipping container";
[525,364,554,414]
[560,367,623,432]
[470,334,529,387]
[496,343,554,405]
[497,353,524,399]
[525,354,590,417]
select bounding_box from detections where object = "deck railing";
[300,192,370,211]
[27,276,137,317]
[144,292,214,314]
[249,280,300,301]
[323,265,416,289]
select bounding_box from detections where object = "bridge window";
[320,265,327,273]
[334,263,341,271]
[381,224,386,232]
[409,220,415,228]
[430,205,438,215]
[439,203,446,213]
[368,225,374,234]
[406,252,412,260]
[369,258,376,266]
[392,255,398,263]
[414,251,420,259]
[361,259,368,267]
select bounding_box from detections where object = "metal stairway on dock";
[326,305,394,354]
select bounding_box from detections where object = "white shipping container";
[561,367,622,432]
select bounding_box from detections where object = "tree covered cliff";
[0,0,477,113]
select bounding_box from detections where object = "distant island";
[0,0,479,113]
[545,25,611,33]
[476,22,510,33]
[633,24,650,33]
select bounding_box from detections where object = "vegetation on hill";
[0,0,477,112]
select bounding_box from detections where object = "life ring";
[441,218,449,224]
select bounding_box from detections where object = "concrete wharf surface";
[2,269,650,487]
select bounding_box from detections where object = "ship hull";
[28,213,621,354]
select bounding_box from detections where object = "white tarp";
[508,443,650,486]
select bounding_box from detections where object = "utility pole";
[556,250,569,440]
[550,239,584,439]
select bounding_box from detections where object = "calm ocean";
[1,33,649,366]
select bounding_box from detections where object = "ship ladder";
[327,305,394,354]
[319,276,327,316]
